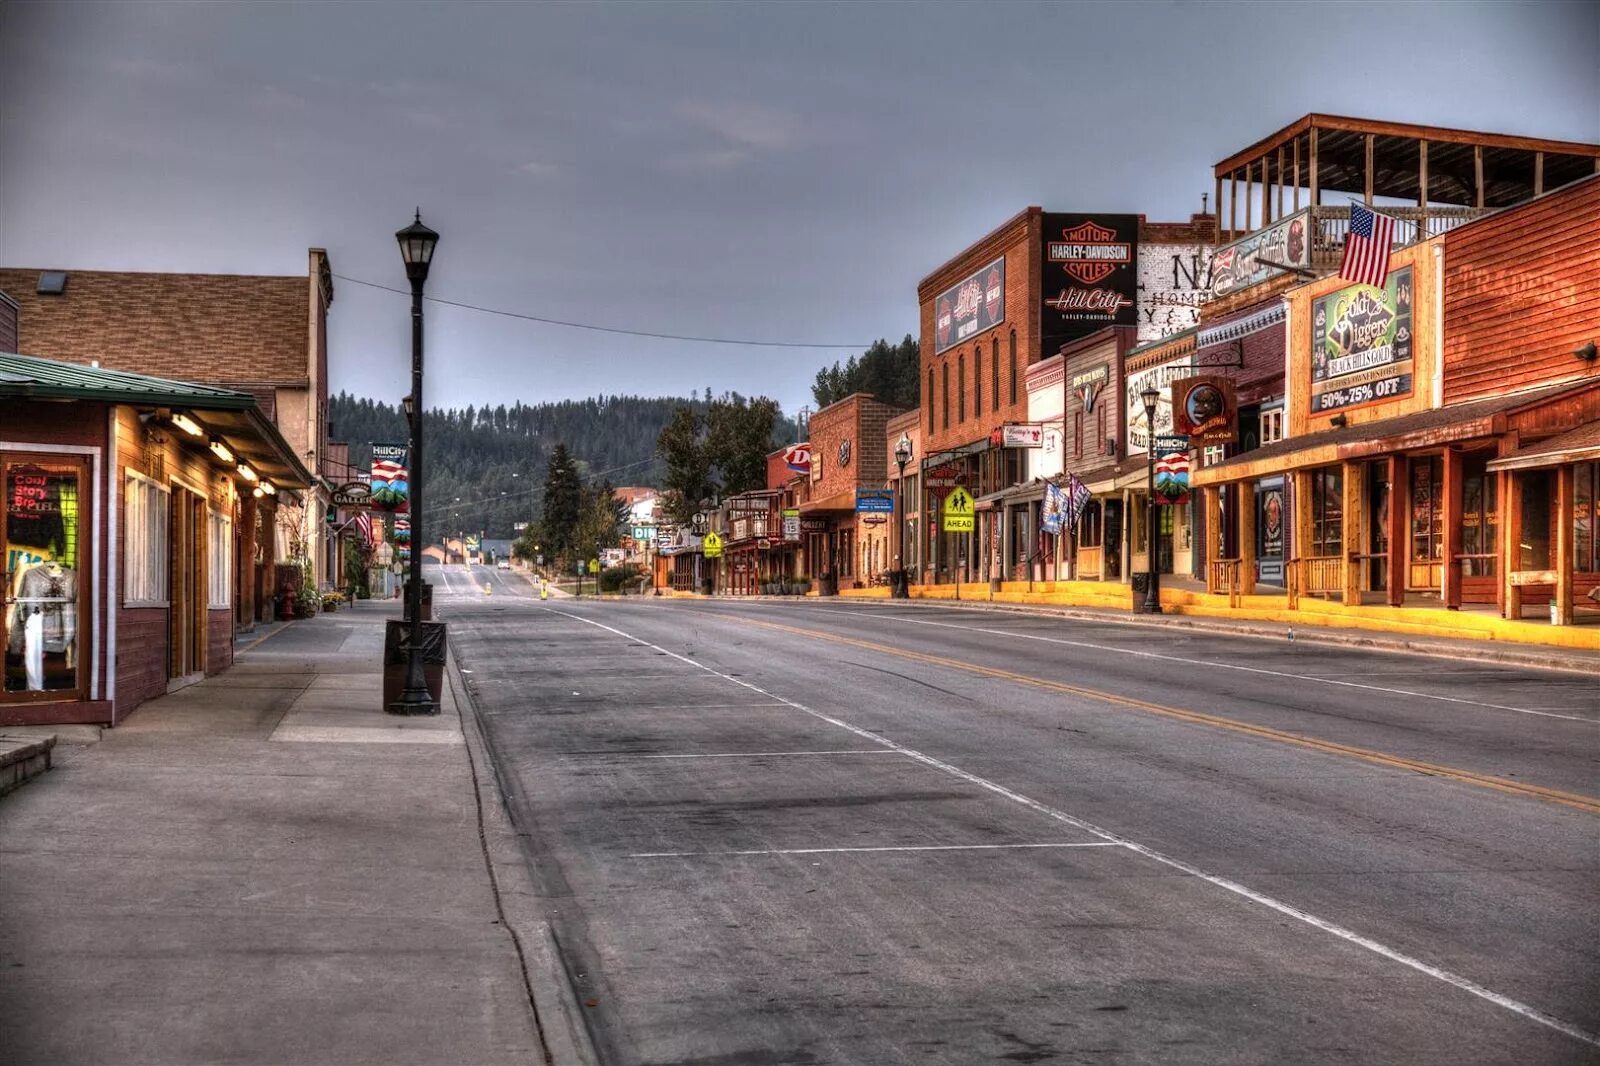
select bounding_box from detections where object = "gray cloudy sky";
[2,1,1596,415]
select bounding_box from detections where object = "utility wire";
[334,273,870,350]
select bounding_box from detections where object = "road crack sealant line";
[732,615,1600,815]
[541,605,1600,1050]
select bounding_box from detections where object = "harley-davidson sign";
[1042,214,1139,347]
[934,256,1005,355]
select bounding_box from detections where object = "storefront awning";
[1487,420,1600,472]
[1192,381,1594,487]
[976,479,1047,508]
[799,489,857,514]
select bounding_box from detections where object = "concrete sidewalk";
[0,602,564,1065]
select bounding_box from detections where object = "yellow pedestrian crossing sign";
[942,486,975,533]
[703,530,724,558]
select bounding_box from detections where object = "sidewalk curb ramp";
[0,734,55,797]
[449,647,602,1066]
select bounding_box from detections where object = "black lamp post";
[894,433,912,597]
[390,210,440,715]
[1139,385,1162,614]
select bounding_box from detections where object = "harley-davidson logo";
[984,266,1002,322]
[1048,220,1131,286]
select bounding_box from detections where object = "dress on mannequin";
[7,561,77,690]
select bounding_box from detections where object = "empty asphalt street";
[437,563,1600,1066]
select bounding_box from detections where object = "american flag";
[1339,202,1397,289]
[354,511,373,546]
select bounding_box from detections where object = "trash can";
[384,619,447,710]
[1130,571,1151,609]
[699,576,715,596]
[402,581,433,621]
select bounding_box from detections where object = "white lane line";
[632,749,902,760]
[632,842,1122,858]
[542,605,1600,1049]
[785,605,1595,723]
[436,566,456,594]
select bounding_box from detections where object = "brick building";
[798,394,902,591]
[0,253,338,589]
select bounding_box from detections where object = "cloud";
[659,147,752,174]
[674,99,802,151]
[515,160,562,177]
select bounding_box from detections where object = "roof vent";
[37,271,68,295]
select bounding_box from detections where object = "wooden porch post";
[1418,140,1429,240]
[1387,455,1406,607]
[1261,156,1272,225]
[1214,175,1224,242]
[1363,134,1374,206]
[1554,464,1574,625]
[1238,479,1257,597]
[1293,135,1301,212]
[1244,166,1253,232]
[1309,128,1320,207]
[1474,146,1485,209]
[1534,152,1544,198]
[1342,461,1362,607]
[240,492,257,626]
[1503,469,1523,619]
[1276,147,1285,218]
[1442,448,1463,609]
[1230,172,1239,238]
[1292,469,1313,607]
[1203,486,1221,593]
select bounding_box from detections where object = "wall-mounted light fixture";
[253,487,265,499]
[209,438,234,463]
[170,412,204,438]
[236,463,259,482]
[258,480,276,496]
[1575,341,1597,363]
[1329,413,1349,428]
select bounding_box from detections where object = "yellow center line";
[735,615,1600,816]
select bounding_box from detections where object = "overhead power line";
[333,273,869,350]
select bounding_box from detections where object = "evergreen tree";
[810,335,919,410]
[540,443,582,559]
[656,406,713,524]
[706,396,778,495]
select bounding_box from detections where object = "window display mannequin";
[6,559,77,691]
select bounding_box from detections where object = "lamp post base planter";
[384,619,447,713]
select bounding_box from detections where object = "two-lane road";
[435,571,1599,1065]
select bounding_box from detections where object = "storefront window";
[1410,456,1444,564]
[4,459,85,696]
[1519,472,1552,571]
[1460,455,1499,577]
[1575,462,1597,573]
[1079,500,1102,548]
[1310,467,1343,556]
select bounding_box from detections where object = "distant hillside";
[330,392,800,540]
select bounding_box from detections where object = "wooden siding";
[117,607,169,708]
[1442,177,1600,404]
[206,609,234,676]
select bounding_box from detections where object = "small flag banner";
[1339,202,1396,290]
[1154,447,1190,506]
[1064,473,1092,528]
[370,443,410,513]
[393,517,411,545]
[354,512,374,546]
[1041,482,1066,535]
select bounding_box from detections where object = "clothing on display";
[5,560,78,691]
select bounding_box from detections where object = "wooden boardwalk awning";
[1488,420,1600,472]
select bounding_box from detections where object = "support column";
[1238,479,1257,598]
[1293,135,1301,212]
[1503,470,1523,619]
[1534,152,1545,198]
[1554,465,1574,625]
[1261,156,1271,225]
[1309,128,1320,206]
[1474,146,1485,209]
[1292,469,1313,606]
[1442,448,1463,609]
[1204,486,1222,593]
[1214,175,1224,242]
[1387,455,1406,608]
[1363,134,1375,205]
[1342,461,1363,607]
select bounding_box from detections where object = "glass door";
[3,456,88,701]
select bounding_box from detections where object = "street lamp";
[893,432,912,598]
[390,210,440,715]
[1139,385,1162,615]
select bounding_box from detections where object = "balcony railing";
[1305,205,1491,269]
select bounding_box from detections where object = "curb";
[0,733,56,797]
[448,648,601,1066]
[676,595,1600,676]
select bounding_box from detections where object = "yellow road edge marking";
[736,616,1600,816]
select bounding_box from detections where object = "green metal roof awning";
[0,351,313,489]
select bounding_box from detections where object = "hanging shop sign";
[781,508,801,541]
[1209,209,1311,298]
[1001,423,1044,448]
[1170,375,1238,446]
[800,517,830,534]
[1071,364,1109,414]
[1041,214,1139,347]
[783,444,812,474]
[933,256,1006,354]
[1310,266,1414,415]
[941,486,975,533]
[855,488,895,514]
[331,481,375,509]
[924,463,962,496]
